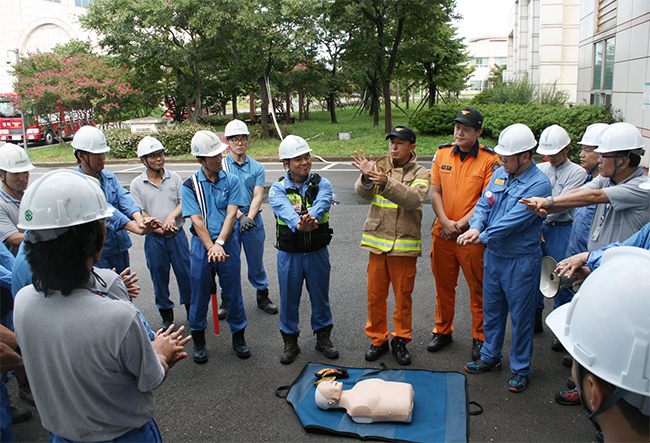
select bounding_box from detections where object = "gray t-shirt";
[538,160,586,223]
[130,168,184,230]
[0,189,22,254]
[582,167,650,251]
[13,282,165,441]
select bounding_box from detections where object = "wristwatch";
[215,239,225,246]
[546,196,554,208]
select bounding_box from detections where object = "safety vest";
[275,173,333,253]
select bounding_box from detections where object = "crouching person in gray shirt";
[13,170,190,443]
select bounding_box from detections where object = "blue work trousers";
[0,381,11,443]
[97,251,130,275]
[189,234,246,333]
[48,418,162,443]
[278,247,332,335]
[144,231,192,310]
[537,224,574,310]
[481,249,539,376]
[237,213,269,291]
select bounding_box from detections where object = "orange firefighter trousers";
[365,252,418,345]
[430,234,485,340]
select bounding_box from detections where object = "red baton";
[210,266,220,336]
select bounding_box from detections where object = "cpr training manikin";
[315,379,414,424]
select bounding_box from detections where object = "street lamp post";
[6,48,28,149]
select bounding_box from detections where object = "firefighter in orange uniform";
[428,108,500,361]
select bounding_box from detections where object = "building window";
[471,57,489,67]
[593,37,615,91]
[495,57,508,67]
[45,0,62,3]
[75,0,93,7]
[469,81,483,91]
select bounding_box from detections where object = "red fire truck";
[0,94,84,145]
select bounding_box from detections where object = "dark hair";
[25,220,105,296]
[577,362,649,437]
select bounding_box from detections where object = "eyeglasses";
[598,154,617,159]
[229,136,248,144]
[103,218,111,227]
[146,151,165,159]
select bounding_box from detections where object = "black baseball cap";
[385,126,416,143]
[453,108,483,128]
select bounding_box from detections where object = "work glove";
[238,214,256,233]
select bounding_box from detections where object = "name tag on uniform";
[494,179,506,185]
[441,165,452,170]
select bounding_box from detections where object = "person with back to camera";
[546,246,649,442]
[13,169,190,443]
[457,123,552,393]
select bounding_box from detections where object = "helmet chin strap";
[143,157,164,178]
[80,151,102,177]
[1,170,24,196]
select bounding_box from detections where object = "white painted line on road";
[321,162,339,170]
[114,165,145,173]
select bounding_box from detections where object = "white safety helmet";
[547,247,650,402]
[224,119,250,138]
[18,169,114,243]
[536,124,571,156]
[577,123,609,147]
[137,136,165,158]
[71,126,111,154]
[595,122,645,155]
[279,135,312,160]
[0,143,35,173]
[494,124,537,156]
[191,130,227,157]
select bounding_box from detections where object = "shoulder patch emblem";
[491,162,501,172]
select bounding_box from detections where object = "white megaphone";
[539,256,579,298]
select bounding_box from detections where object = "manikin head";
[315,380,343,409]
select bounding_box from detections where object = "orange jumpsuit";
[430,142,500,340]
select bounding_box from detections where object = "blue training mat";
[281,362,469,443]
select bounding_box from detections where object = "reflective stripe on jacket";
[355,154,430,257]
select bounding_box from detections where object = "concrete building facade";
[1,0,93,94]
[505,0,581,103]
[576,0,650,163]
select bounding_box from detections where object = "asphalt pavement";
[8,160,596,442]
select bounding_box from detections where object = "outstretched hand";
[351,149,376,177]
[153,325,191,369]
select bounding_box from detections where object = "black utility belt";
[543,220,572,227]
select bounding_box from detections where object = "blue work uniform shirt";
[77,166,141,257]
[181,168,244,240]
[586,221,650,269]
[470,163,552,258]
[222,155,266,215]
[268,172,333,232]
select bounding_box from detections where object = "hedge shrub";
[105,122,214,159]
[409,103,618,161]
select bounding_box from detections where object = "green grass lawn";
[26,107,498,162]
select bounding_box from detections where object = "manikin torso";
[315,379,414,424]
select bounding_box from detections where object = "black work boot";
[534,308,544,333]
[218,297,227,320]
[256,288,278,314]
[159,308,174,331]
[391,337,412,365]
[191,330,208,364]
[280,331,300,364]
[184,303,191,321]
[314,324,339,359]
[232,328,251,359]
